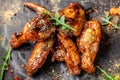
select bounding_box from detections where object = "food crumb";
[114,63,120,68]
[66,72,69,76]
[14,75,19,80]
[108,68,112,72]
[21,64,25,68]
[61,70,64,74]
[5,67,9,70]
[52,68,55,73]
[10,69,14,74]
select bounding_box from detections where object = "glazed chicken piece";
[26,38,54,76]
[24,2,49,14]
[10,14,55,49]
[51,42,66,62]
[24,2,86,37]
[59,3,86,37]
[77,20,101,73]
[58,34,81,75]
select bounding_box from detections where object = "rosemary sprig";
[0,47,12,80]
[102,11,119,29]
[96,66,114,80]
[42,12,76,31]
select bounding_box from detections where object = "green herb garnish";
[96,66,114,80]
[0,47,12,80]
[102,11,118,29]
[42,12,76,31]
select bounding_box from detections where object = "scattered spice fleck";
[10,69,14,74]
[108,68,112,72]
[52,68,55,73]
[14,75,19,80]
[5,67,9,70]
[114,63,120,68]
[21,64,25,68]
[66,72,69,76]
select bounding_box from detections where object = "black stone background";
[0,0,120,80]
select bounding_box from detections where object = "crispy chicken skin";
[26,38,54,76]
[77,20,101,73]
[58,34,81,75]
[59,3,86,37]
[10,15,55,49]
[51,42,66,62]
[10,17,39,49]
[24,2,48,14]
[24,2,86,37]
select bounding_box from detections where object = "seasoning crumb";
[61,70,64,74]
[14,75,19,80]
[5,67,9,70]
[108,68,112,72]
[10,69,14,74]
[66,72,69,76]
[21,64,25,68]
[52,68,55,73]
[114,63,120,68]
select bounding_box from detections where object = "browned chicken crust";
[51,42,66,62]
[58,34,81,75]
[77,20,101,73]
[10,2,102,76]
[26,38,54,76]
[59,3,86,37]
[10,15,55,49]
[24,2,48,14]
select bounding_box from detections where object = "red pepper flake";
[10,69,14,74]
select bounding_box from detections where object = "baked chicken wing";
[58,34,81,75]
[77,20,101,73]
[26,38,54,76]
[59,3,86,37]
[10,14,55,49]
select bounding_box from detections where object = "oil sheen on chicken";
[77,20,101,73]
[58,34,81,75]
[59,3,86,37]
[51,42,66,62]
[26,38,54,76]
[10,14,55,49]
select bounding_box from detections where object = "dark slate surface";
[0,0,120,80]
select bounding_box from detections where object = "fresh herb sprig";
[97,66,120,80]
[42,12,76,31]
[96,66,114,80]
[102,11,118,29]
[0,47,12,80]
